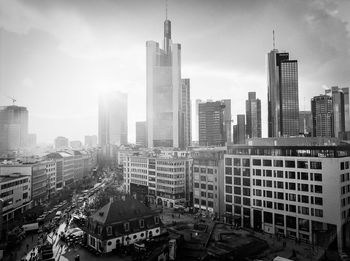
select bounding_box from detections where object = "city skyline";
[0,0,349,143]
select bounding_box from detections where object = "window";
[314,197,323,206]
[286,216,296,229]
[154,216,159,224]
[297,161,308,169]
[234,177,241,185]
[201,199,206,205]
[234,168,241,176]
[289,204,296,213]
[234,196,241,204]
[23,192,28,199]
[226,195,232,203]
[255,169,262,176]
[265,170,272,177]
[285,160,295,168]
[314,185,322,193]
[301,195,309,203]
[243,187,250,196]
[242,168,250,177]
[266,180,272,187]
[225,158,232,166]
[276,181,283,189]
[274,160,283,167]
[225,167,232,175]
[225,185,232,194]
[276,192,284,200]
[243,197,250,206]
[90,237,96,247]
[200,176,206,182]
[208,193,213,198]
[226,204,232,213]
[314,173,322,182]
[201,191,206,197]
[234,158,241,166]
[234,186,241,195]
[301,184,309,192]
[288,172,295,179]
[289,182,296,190]
[263,160,272,166]
[253,159,261,166]
[300,172,308,180]
[315,209,323,217]
[107,226,112,236]
[243,178,250,186]
[264,211,273,224]
[277,203,284,210]
[242,159,250,167]
[194,183,199,188]
[208,201,213,207]
[124,222,129,232]
[255,189,262,196]
[266,190,273,198]
[133,235,137,239]
[201,184,206,189]
[208,185,213,190]
[255,179,261,186]
[310,161,322,169]
[288,193,296,201]
[275,213,284,226]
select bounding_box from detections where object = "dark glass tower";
[267,50,299,137]
[311,95,333,137]
[246,92,261,138]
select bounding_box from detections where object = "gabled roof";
[91,197,156,225]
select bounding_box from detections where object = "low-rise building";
[85,197,161,253]
[224,137,350,251]
[0,173,31,222]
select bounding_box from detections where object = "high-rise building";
[343,87,350,132]
[311,95,333,137]
[146,15,186,148]
[267,50,299,137]
[233,114,246,144]
[0,105,28,154]
[70,140,82,149]
[99,91,128,147]
[84,135,98,148]
[54,136,69,149]
[136,121,147,147]
[181,79,191,148]
[245,92,261,138]
[198,100,230,146]
[299,111,313,136]
[331,86,346,138]
[222,99,232,144]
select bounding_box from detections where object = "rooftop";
[0,174,29,183]
[91,197,157,225]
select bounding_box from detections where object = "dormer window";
[124,222,129,232]
[139,219,144,228]
[107,226,112,236]
[154,216,159,225]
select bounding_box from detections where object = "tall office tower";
[222,99,232,144]
[233,114,246,144]
[330,86,345,138]
[343,87,350,132]
[136,121,147,147]
[267,50,299,137]
[146,15,184,148]
[198,101,229,146]
[99,91,128,147]
[299,111,313,136]
[84,135,97,148]
[54,136,69,149]
[311,95,333,137]
[0,105,28,153]
[194,99,201,143]
[245,92,261,138]
[181,79,192,148]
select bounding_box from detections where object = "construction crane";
[7,96,16,105]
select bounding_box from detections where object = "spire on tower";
[273,30,276,50]
[165,0,168,20]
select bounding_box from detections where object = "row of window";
[194,183,214,190]
[251,180,323,193]
[341,172,350,183]
[193,167,217,174]
[250,170,323,182]
[226,158,322,170]
[341,184,350,195]
[1,178,29,190]
[194,198,214,208]
[341,196,350,207]
[340,161,350,170]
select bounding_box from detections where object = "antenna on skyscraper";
[165,0,168,20]
[273,30,276,49]
[7,96,16,105]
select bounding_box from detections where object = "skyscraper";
[198,100,230,146]
[245,92,261,138]
[343,87,350,132]
[54,136,69,149]
[267,50,299,137]
[311,95,333,137]
[331,86,345,138]
[233,114,246,144]
[146,15,187,148]
[298,111,312,136]
[136,121,147,147]
[98,91,128,147]
[181,79,192,148]
[0,105,28,154]
[84,135,98,148]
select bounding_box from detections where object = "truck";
[22,223,39,232]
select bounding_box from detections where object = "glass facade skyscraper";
[245,92,261,138]
[311,95,333,137]
[267,50,299,137]
[146,17,188,148]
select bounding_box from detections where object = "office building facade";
[233,114,246,144]
[331,87,346,138]
[299,111,313,136]
[181,79,192,148]
[267,50,299,137]
[224,137,350,251]
[136,121,147,147]
[0,105,28,154]
[147,17,188,148]
[246,92,262,139]
[198,100,230,146]
[99,91,128,147]
[311,95,333,137]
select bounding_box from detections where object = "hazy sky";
[0,0,349,143]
